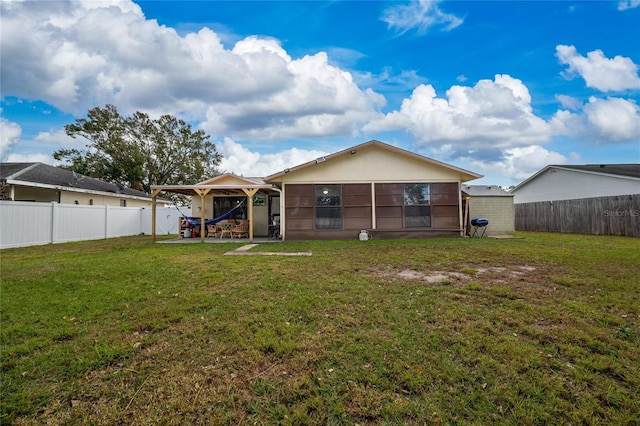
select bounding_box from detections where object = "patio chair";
[207,224,220,238]
[231,220,249,239]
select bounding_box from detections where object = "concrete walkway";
[223,244,312,256]
[158,237,311,256]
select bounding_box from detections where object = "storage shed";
[462,185,515,237]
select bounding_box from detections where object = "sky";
[1,0,639,187]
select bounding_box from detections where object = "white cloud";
[551,97,640,143]
[469,145,568,181]
[34,128,84,148]
[556,45,640,92]
[0,0,382,140]
[325,47,367,69]
[364,74,551,150]
[5,152,54,164]
[202,50,385,140]
[0,116,22,160]
[555,94,582,110]
[0,121,86,163]
[584,97,640,141]
[381,0,463,35]
[217,138,328,177]
[617,0,640,11]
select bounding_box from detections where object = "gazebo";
[150,175,279,243]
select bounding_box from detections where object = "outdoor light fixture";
[316,157,326,163]
[284,168,290,173]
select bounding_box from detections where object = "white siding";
[514,169,640,203]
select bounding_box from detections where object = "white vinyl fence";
[0,201,183,249]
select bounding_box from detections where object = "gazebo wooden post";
[194,188,211,243]
[150,189,162,242]
[242,188,259,243]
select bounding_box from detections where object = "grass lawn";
[1,232,639,425]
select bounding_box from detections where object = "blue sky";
[1,0,639,187]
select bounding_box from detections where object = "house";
[150,140,483,241]
[511,164,640,204]
[462,185,515,236]
[0,162,166,208]
[511,164,640,236]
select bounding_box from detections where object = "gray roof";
[511,163,640,192]
[462,184,513,197]
[550,164,640,179]
[0,162,151,198]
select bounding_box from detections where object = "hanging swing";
[178,199,245,227]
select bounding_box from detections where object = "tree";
[54,105,221,195]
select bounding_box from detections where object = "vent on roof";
[69,171,84,187]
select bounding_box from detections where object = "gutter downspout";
[458,183,464,236]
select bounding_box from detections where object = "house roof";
[198,173,266,186]
[263,140,482,182]
[551,164,640,179]
[0,162,152,199]
[511,164,640,192]
[152,173,274,197]
[151,140,484,197]
[462,184,513,197]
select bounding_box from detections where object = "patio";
[158,236,281,244]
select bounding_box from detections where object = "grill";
[471,218,489,238]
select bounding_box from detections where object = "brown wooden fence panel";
[515,194,640,236]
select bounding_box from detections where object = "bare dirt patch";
[365,264,546,287]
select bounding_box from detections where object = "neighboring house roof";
[512,164,640,192]
[264,140,482,182]
[0,162,153,199]
[462,184,514,197]
[554,164,640,179]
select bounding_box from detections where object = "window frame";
[314,184,342,230]
[403,183,431,228]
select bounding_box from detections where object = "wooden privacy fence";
[515,194,640,237]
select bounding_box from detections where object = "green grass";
[1,232,639,425]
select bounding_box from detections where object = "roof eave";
[151,183,275,196]
[7,179,155,201]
